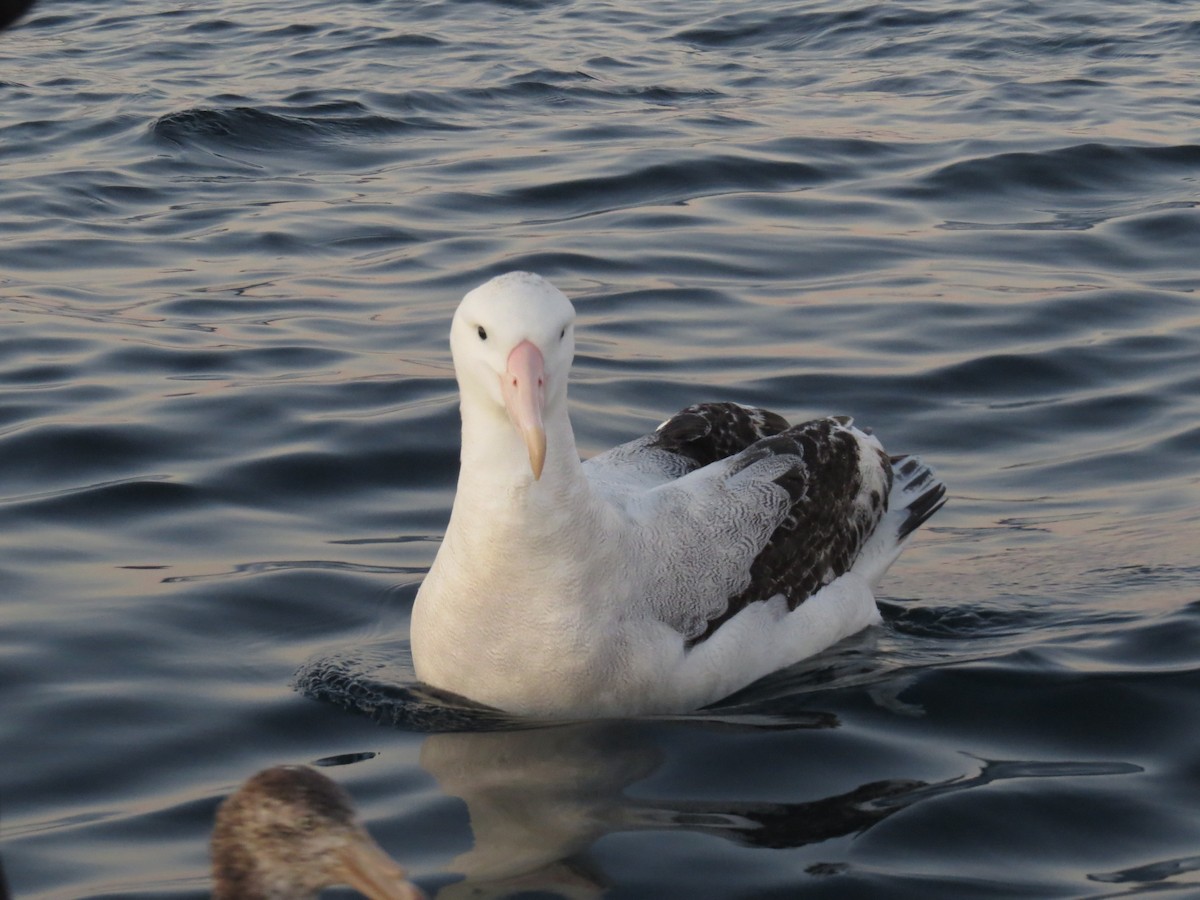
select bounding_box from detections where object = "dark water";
[3,0,1199,897]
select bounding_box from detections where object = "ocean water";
[2,0,1199,896]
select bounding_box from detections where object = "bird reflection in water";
[419,721,1140,899]
[212,765,426,900]
[419,720,909,899]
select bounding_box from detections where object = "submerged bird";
[211,765,426,900]
[411,272,945,718]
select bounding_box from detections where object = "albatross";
[411,272,945,718]
[211,766,425,900]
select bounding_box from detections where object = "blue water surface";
[2,0,1199,897]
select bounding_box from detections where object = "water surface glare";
[2,0,1199,897]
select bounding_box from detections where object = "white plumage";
[411,272,945,718]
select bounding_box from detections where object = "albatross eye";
[559,327,566,340]
[477,325,487,341]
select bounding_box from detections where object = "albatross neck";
[456,395,588,507]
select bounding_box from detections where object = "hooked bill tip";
[527,427,546,480]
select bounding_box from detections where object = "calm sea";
[2,0,1198,897]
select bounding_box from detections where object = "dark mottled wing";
[649,402,792,470]
[586,404,937,647]
[584,402,796,498]
[687,417,892,647]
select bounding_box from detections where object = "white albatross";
[411,272,946,718]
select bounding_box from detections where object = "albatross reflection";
[419,721,1144,900]
[419,720,911,900]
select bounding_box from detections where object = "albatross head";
[451,272,576,480]
[211,766,426,900]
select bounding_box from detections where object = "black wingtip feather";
[897,479,947,541]
[888,454,947,541]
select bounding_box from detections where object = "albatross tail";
[852,454,946,588]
